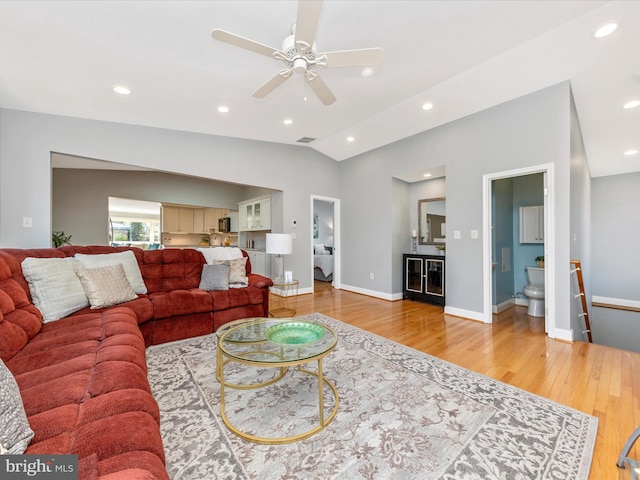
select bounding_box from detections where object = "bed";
[314,244,333,282]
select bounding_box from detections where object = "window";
[109,217,160,245]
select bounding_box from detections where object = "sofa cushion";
[75,251,147,294]
[21,257,89,322]
[142,249,204,293]
[148,290,212,320]
[75,264,138,309]
[0,359,34,453]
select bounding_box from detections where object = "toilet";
[523,266,545,317]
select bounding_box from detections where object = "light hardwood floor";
[282,281,640,480]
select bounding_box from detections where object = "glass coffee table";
[216,317,339,444]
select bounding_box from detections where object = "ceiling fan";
[211,0,384,105]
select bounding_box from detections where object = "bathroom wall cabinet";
[519,205,544,243]
[403,254,445,306]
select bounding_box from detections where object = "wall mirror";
[418,197,446,245]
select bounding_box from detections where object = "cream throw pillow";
[227,257,248,288]
[75,264,138,309]
[21,257,89,322]
[74,250,147,294]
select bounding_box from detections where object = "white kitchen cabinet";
[247,250,267,276]
[238,196,271,231]
[519,205,544,243]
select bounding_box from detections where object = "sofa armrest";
[248,274,273,289]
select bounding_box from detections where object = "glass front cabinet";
[403,254,445,306]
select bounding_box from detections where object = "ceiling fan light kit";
[211,0,383,106]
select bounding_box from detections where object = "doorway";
[483,164,555,336]
[310,196,340,292]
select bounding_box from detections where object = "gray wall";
[0,81,579,338]
[338,82,573,336]
[409,176,446,257]
[569,92,593,343]
[52,168,250,246]
[590,172,640,352]
[0,109,340,292]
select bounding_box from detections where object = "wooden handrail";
[570,260,592,343]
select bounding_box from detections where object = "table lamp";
[266,233,292,283]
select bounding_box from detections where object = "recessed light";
[623,100,640,110]
[346,136,355,142]
[423,173,432,178]
[283,118,293,125]
[624,149,639,156]
[217,105,229,113]
[422,102,434,111]
[594,22,618,39]
[361,67,374,77]
[113,85,131,95]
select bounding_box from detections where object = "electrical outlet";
[369,272,374,280]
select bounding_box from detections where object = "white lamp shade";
[265,233,292,255]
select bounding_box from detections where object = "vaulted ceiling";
[1,1,638,178]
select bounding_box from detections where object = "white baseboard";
[492,298,516,314]
[444,306,487,323]
[592,295,640,310]
[339,284,397,301]
[551,327,573,343]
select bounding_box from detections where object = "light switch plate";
[453,230,461,239]
[471,230,479,239]
[22,217,33,228]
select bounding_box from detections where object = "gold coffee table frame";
[216,318,339,445]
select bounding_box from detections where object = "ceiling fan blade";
[294,0,323,52]
[252,70,293,99]
[305,72,336,105]
[320,47,384,68]
[211,29,281,59]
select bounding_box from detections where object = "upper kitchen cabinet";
[162,206,195,233]
[239,196,271,231]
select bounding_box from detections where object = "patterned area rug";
[146,313,598,479]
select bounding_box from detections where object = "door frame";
[310,195,340,292]
[482,163,555,336]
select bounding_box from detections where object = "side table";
[269,280,299,317]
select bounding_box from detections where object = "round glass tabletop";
[217,317,337,364]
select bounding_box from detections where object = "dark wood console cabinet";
[403,254,445,306]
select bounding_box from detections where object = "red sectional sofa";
[0,245,273,479]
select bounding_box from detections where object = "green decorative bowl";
[265,322,325,345]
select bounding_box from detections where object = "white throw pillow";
[314,244,326,255]
[74,251,147,294]
[0,360,35,454]
[21,257,89,322]
[75,264,138,309]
